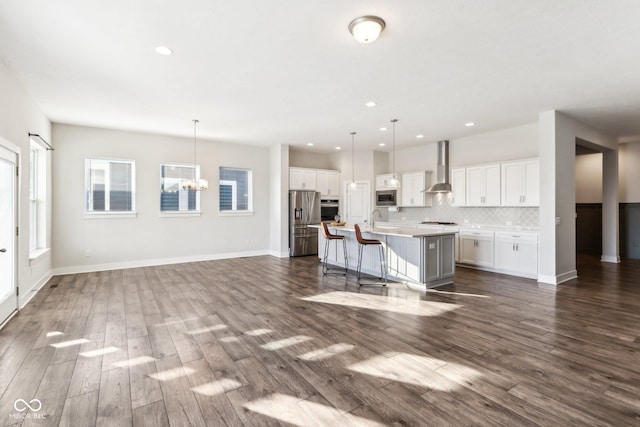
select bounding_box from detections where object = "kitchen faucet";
[371,209,381,228]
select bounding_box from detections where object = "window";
[160,164,200,212]
[219,167,252,213]
[29,142,47,253]
[85,158,135,212]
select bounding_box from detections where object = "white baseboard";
[537,269,578,285]
[52,250,271,276]
[19,271,52,309]
[601,255,620,263]
[269,250,290,258]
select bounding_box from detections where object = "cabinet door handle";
[516,244,519,251]
[522,195,525,203]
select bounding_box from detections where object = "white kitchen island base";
[316,224,456,289]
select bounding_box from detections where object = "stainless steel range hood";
[423,140,452,193]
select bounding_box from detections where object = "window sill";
[29,247,50,264]
[159,211,202,218]
[84,212,137,219]
[218,210,254,217]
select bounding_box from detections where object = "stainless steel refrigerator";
[289,190,321,257]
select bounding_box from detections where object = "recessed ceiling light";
[379,143,386,147]
[465,122,475,127]
[155,46,173,56]
[416,134,424,139]
[335,146,342,150]
[307,142,314,146]
[365,101,377,107]
[379,127,387,131]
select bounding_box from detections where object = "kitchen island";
[315,223,457,288]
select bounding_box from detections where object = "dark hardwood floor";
[0,254,639,426]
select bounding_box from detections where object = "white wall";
[619,142,640,202]
[0,61,53,307]
[52,124,272,273]
[575,153,603,203]
[392,123,538,174]
[270,144,289,257]
[538,111,617,284]
[289,149,339,170]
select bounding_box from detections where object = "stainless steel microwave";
[376,189,397,206]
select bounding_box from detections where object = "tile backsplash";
[384,194,539,227]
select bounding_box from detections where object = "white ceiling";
[2,0,640,151]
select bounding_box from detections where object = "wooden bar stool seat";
[354,224,387,286]
[321,222,348,276]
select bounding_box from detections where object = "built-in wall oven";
[320,199,339,222]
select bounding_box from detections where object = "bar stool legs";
[321,222,348,276]
[354,224,387,287]
[322,236,348,276]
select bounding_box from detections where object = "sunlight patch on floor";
[346,352,481,391]
[244,328,273,336]
[260,335,313,351]
[150,366,196,381]
[113,355,156,368]
[425,289,490,298]
[301,292,461,317]
[297,343,355,361]
[220,336,240,343]
[187,324,228,335]
[191,378,243,396]
[46,331,64,337]
[243,393,386,427]
[50,338,91,348]
[79,346,121,358]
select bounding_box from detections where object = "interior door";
[0,145,18,326]
[345,181,370,225]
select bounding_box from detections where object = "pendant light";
[349,132,357,188]
[182,119,209,191]
[389,119,400,188]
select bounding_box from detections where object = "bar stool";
[321,222,348,276]
[354,224,387,286]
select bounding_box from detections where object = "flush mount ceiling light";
[349,16,386,43]
[379,127,387,132]
[465,122,475,127]
[155,46,173,55]
[181,119,208,191]
[365,101,377,107]
[416,134,424,139]
[307,142,314,146]
[335,146,342,150]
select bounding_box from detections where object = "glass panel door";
[0,145,17,326]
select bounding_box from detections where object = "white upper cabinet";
[289,168,317,190]
[450,168,466,206]
[400,171,432,207]
[316,170,340,197]
[501,159,539,206]
[465,163,501,206]
[376,173,397,190]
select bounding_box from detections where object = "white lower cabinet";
[460,230,494,267]
[494,232,538,278]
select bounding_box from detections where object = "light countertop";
[311,223,457,238]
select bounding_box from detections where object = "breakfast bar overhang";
[316,224,457,288]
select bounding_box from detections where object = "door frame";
[0,137,20,328]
